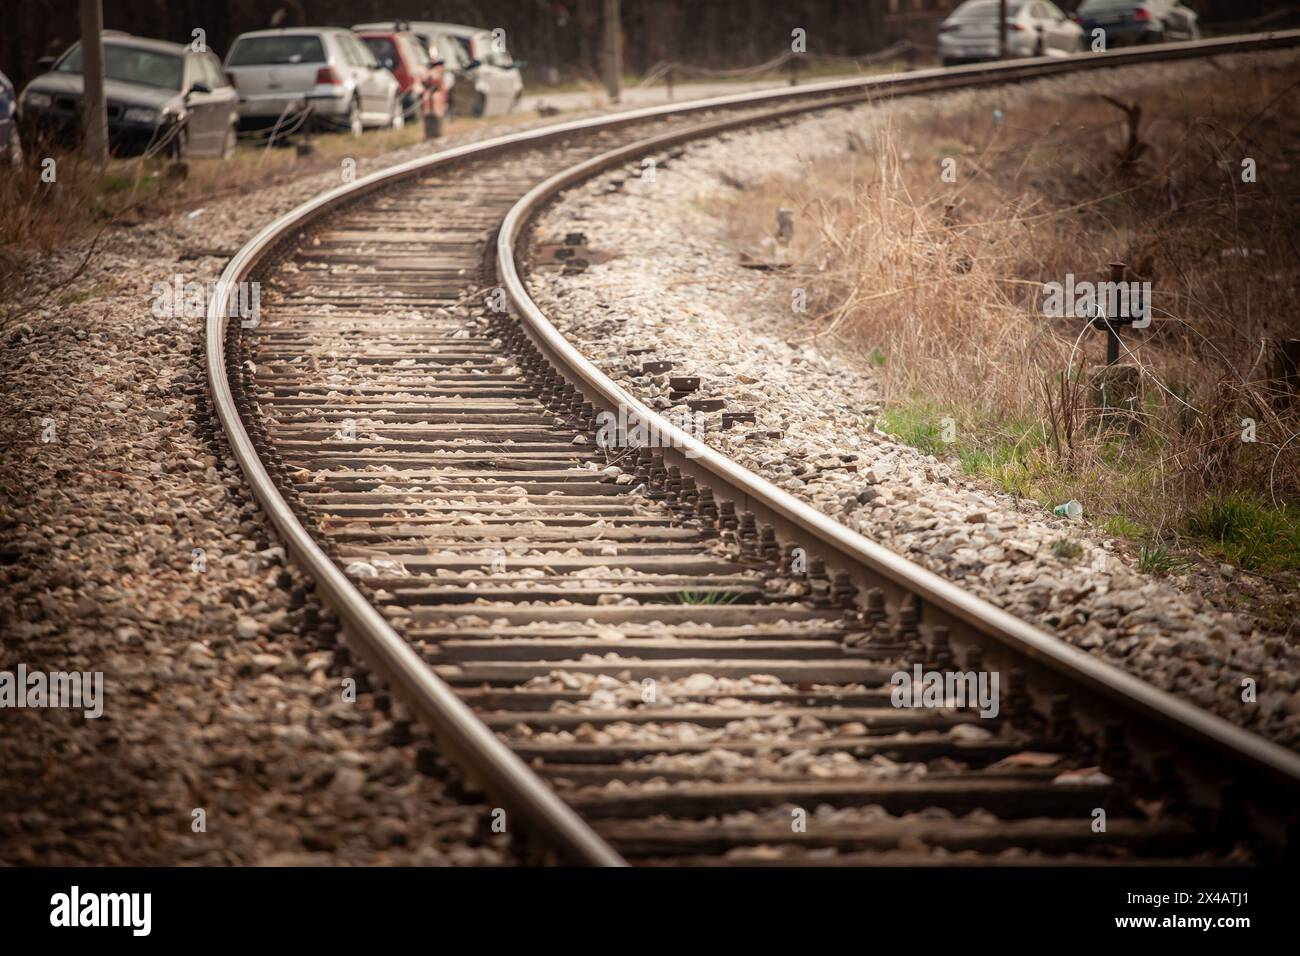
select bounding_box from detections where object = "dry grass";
[714,55,1300,571]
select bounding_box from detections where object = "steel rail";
[209,31,1300,868]
[495,43,1300,793]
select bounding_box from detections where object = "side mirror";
[187,82,211,96]
[37,56,55,71]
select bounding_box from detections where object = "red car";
[357,29,447,134]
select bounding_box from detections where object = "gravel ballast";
[0,125,568,865]
[526,55,1300,751]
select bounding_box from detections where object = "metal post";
[1105,261,1124,365]
[79,0,107,164]
[666,66,674,102]
[603,0,622,104]
[998,0,1008,59]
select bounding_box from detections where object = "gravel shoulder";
[526,56,1300,751]
[0,124,561,865]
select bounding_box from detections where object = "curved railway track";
[206,34,1300,866]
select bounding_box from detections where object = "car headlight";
[23,91,52,109]
[123,106,158,124]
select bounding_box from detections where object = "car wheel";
[219,123,236,159]
[389,96,404,130]
[347,97,363,137]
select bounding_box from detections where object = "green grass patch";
[880,400,1044,479]
[1103,514,1147,538]
[1138,543,1194,575]
[1184,494,1300,571]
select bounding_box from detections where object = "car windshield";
[227,35,326,66]
[951,0,1025,18]
[56,42,183,90]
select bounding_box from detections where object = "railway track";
[206,33,1300,866]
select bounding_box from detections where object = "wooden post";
[603,0,622,104]
[79,0,107,164]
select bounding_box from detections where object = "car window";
[439,34,475,67]
[952,0,1025,17]
[398,35,428,67]
[201,54,226,88]
[448,34,475,63]
[57,42,184,90]
[334,35,359,67]
[431,34,471,68]
[348,34,380,68]
[363,37,399,70]
[227,35,325,66]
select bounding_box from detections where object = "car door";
[1167,3,1195,40]
[1040,1,1073,51]
[349,34,390,121]
[471,31,507,114]
[1029,2,1057,53]
[202,53,237,149]
[485,41,519,111]
[182,52,221,153]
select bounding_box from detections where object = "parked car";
[354,20,523,116]
[356,28,446,125]
[938,0,1084,65]
[224,28,401,135]
[19,32,238,158]
[1072,0,1201,47]
[0,70,20,164]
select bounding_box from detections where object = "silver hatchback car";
[224,28,401,135]
[939,0,1084,65]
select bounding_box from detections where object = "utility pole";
[603,0,622,104]
[998,0,1008,59]
[79,0,108,163]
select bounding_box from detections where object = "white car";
[938,0,1084,65]
[354,20,523,117]
[224,28,402,135]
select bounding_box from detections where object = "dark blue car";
[1073,0,1201,48]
